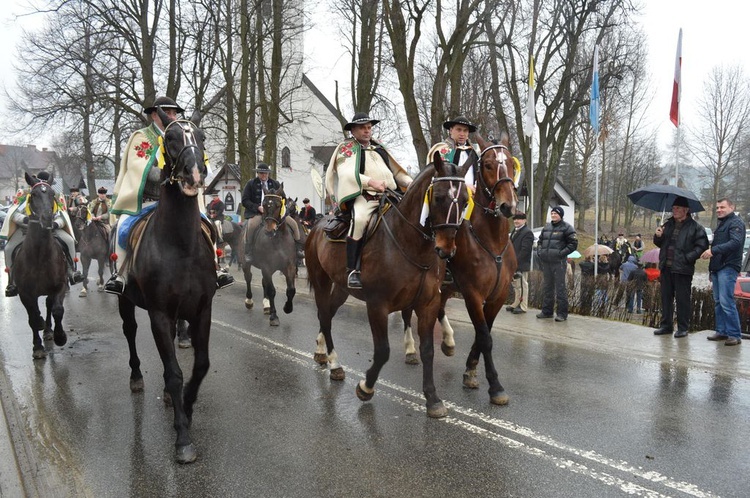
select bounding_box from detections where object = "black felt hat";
[344,112,380,131]
[143,96,185,114]
[442,115,477,133]
[256,163,271,173]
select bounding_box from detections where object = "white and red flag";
[670,28,682,127]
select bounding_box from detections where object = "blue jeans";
[711,267,741,339]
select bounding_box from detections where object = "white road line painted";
[214,319,718,498]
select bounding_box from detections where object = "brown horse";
[238,183,298,326]
[12,172,69,358]
[306,155,470,418]
[71,205,111,296]
[116,110,216,463]
[402,133,517,406]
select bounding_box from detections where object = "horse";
[219,219,243,268]
[116,109,216,463]
[12,172,69,359]
[306,154,470,418]
[402,133,517,406]
[71,205,111,296]
[237,183,298,326]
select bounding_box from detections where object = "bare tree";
[689,65,750,225]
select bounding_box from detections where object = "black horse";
[13,172,69,358]
[71,205,110,296]
[116,109,216,463]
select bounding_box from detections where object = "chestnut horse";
[116,109,216,463]
[306,155,470,418]
[71,205,110,296]
[402,133,517,405]
[237,183,298,326]
[12,172,69,358]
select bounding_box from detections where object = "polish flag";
[670,29,682,127]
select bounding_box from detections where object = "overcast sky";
[2,1,749,155]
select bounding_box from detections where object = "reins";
[161,119,203,186]
[476,144,515,217]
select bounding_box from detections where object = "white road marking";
[214,319,718,498]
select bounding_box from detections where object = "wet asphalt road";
[1,263,749,497]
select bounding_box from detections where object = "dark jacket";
[536,220,578,263]
[241,177,281,219]
[627,266,648,290]
[708,211,746,273]
[511,223,534,272]
[301,204,317,226]
[653,216,709,276]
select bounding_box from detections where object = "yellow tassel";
[280,198,286,218]
[463,188,475,220]
[157,136,166,170]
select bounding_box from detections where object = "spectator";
[619,255,638,283]
[632,234,644,259]
[652,196,709,338]
[701,197,746,346]
[627,262,647,314]
[644,262,660,282]
[535,206,578,322]
[506,212,533,314]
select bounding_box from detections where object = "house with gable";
[0,144,58,204]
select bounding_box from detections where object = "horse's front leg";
[282,262,296,314]
[243,263,254,309]
[480,297,508,405]
[438,287,455,356]
[97,256,106,291]
[147,309,194,464]
[415,300,446,418]
[183,307,211,427]
[49,292,67,347]
[43,295,54,341]
[118,297,143,392]
[356,304,391,403]
[79,256,91,296]
[262,271,279,326]
[21,294,46,359]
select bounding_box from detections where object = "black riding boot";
[346,237,363,289]
[63,248,84,285]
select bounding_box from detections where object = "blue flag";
[590,45,600,135]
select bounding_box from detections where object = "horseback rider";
[241,163,304,263]
[427,115,479,172]
[67,186,88,218]
[207,192,225,243]
[103,95,234,295]
[2,171,83,297]
[300,198,317,230]
[325,112,413,289]
[87,186,112,244]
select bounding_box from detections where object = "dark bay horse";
[117,110,216,463]
[71,205,110,296]
[238,184,298,326]
[402,134,517,406]
[306,155,470,418]
[12,172,69,358]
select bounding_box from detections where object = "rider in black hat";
[325,112,413,289]
[427,114,479,184]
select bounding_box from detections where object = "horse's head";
[425,153,471,259]
[261,183,287,235]
[24,171,58,230]
[157,108,207,197]
[72,204,90,231]
[475,133,517,218]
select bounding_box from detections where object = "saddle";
[322,190,399,242]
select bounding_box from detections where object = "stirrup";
[347,270,362,289]
[217,270,235,289]
[104,274,125,295]
[69,271,84,285]
[5,284,18,297]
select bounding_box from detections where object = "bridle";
[424,175,469,230]
[162,119,204,185]
[476,144,516,216]
[25,181,57,228]
[262,193,287,230]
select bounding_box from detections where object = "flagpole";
[670,28,683,186]
[525,54,536,271]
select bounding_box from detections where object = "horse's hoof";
[245,298,254,310]
[175,443,198,464]
[490,391,510,406]
[130,378,144,392]
[405,353,420,365]
[178,339,191,349]
[270,316,280,326]
[54,332,67,347]
[329,367,345,381]
[313,353,328,365]
[355,380,373,401]
[32,348,47,360]
[441,342,455,357]
[426,401,448,418]
[283,302,293,314]
[43,328,54,342]
[463,370,479,389]
[263,307,271,315]
[79,288,87,297]
[97,284,104,292]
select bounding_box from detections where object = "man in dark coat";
[653,196,709,338]
[700,197,746,346]
[300,198,317,229]
[536,206,578,321]
[507,212,534,314]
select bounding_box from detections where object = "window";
[281,146,291,169]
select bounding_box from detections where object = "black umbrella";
[627,184,705,213]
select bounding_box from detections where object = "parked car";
[734,275,750,336]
